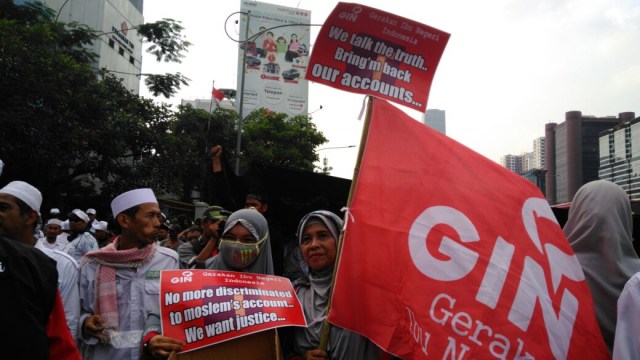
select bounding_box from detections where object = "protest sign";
[160,270,306,353]
[306,2,449,112]
[327,99,609,359]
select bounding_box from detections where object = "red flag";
[328,99,609,359]
[212,81,224,102]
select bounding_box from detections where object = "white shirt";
[35,242,81,342]
[65,231,99,262]
[613,272,640,359]
[39,236,69,252]
[79,245,179,360]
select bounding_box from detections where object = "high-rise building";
[422,109,446,135]
[522,152,534,172]
[500,154,523,174]
[532,137,545,170]
[545,111,634,204]
[19,0,144,94]
[599,115,640,199]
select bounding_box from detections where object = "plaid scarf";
[82,237,156,329]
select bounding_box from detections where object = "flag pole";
[318,95,374,350]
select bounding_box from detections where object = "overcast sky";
[139,0,640,179]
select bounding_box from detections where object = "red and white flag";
[328,99,609,359]
[212,81,224,103]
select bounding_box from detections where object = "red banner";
[327,99,609,359]
[160,270,306,353]
[306,3,449,112]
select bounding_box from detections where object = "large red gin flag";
[328,99,609,359]
[306,3,449,112]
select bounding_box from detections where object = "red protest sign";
[327,99,609,359]
[160,270,306,353]
[306,3,449,112]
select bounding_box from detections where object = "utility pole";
[235,10,251,176]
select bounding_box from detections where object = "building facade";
[500,154,523,175]
[422,109,446,135]
[599,116,640,199]
[532,136,545,170]
[21,0,144,94]
[545,111,635,204]
[181,89,237,112]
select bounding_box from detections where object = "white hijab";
[563,180,640,351]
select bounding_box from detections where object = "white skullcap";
[111,188,157,217]
[50,208,60,214]
[0,181,42,212]
[86,208,96,215]
[46,219,63,227]
[61,220,70,231]
[69,209,89,223]
[93,220,109,232]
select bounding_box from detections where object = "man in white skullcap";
[49,207,62,220]
[64,209,98,262]
[79,188,180,360]
[39,218,69,251]
[92,220,111,248]
[0,181,81,358]
[86,208,100,232]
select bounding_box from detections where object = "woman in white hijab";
[205,208,274,275]
[563,180,640,352]
[283,210,384,360]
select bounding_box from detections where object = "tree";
[0,1,179,210]
[151,105,237,201]
[241,109,328,172]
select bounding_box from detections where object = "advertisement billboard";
[237,1,311,118]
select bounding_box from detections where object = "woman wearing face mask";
[205,208,274,274]
[282,210,385,360]
[140,209,274,359]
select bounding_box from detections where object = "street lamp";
[317,145,356,151]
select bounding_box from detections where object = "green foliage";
[144,72,190,98]
[242,109,328,172]
[0,1,185,209]
[159,105,237,200]
[0,1,329,213]
[137,19,192,63]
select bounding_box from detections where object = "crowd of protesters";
[2,174,640,359]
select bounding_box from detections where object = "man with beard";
[79,188,180,359]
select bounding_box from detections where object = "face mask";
[219,236,267,270]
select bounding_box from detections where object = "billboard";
[237,1,311,118]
